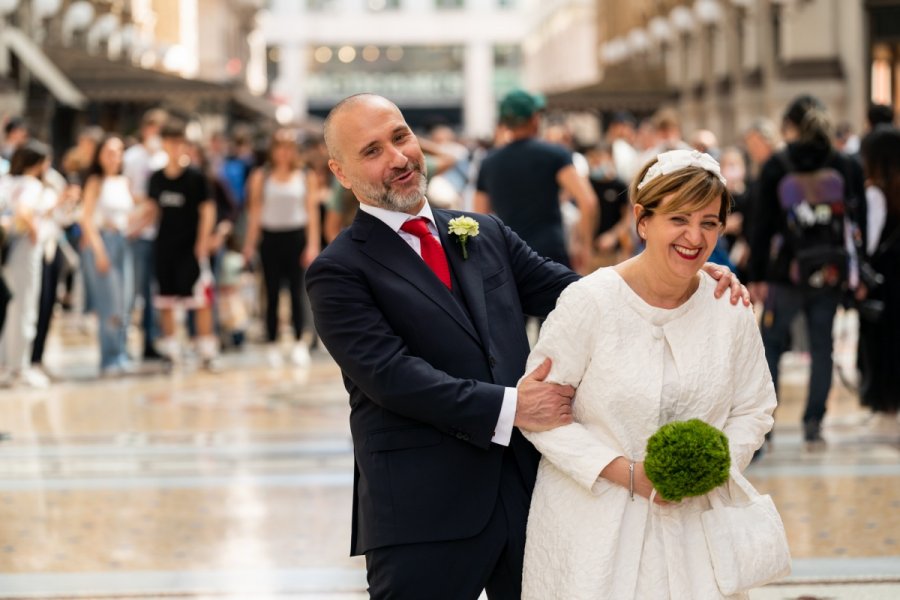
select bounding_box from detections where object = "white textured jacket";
[522,268,776,600]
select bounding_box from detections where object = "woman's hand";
[194,241,208,262]
[596,231,617,253]
[241,245,255,264]
[95,250,110,275]
[302,246,319,268]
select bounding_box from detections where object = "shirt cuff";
[491,387,518,446]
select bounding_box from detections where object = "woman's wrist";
[629,460,635,501]
[598,456,632,491]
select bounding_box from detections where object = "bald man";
[307,93,578,599]
[307,94,745,599]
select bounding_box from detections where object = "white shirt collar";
[358,199,437,234]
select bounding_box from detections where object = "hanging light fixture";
[62,1,96,46]
[33,0,63,20]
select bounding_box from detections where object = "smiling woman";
[519,149,780,599]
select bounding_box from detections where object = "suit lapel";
[434,210,491,353]
[353,210,481,344]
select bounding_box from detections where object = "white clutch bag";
[700,470,791,595]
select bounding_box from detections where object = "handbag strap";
[709,469,757,508]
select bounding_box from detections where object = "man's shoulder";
[308,230,359,279]
[826,150,862,177]
[177,167,209,192]
[316,226,357,259]
[489,137,569,158]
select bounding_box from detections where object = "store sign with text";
[306,71,464,101]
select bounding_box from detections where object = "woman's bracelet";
[629,461,635,501]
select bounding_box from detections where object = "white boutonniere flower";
[447,216,480,260]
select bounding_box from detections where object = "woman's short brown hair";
[629,158,731,235]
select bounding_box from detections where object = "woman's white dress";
[521,268,776,600]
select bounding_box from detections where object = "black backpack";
[775,150,850,288]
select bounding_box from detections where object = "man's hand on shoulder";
[702,263,751,307]
[515,358,575,432]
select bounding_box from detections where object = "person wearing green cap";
[475,89,597,273]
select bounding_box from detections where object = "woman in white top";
[521,150,778,599]
[243,129,320,367]
[80,135,136,376]
[0,141,55,387]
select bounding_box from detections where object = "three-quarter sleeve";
[520,282,623,493]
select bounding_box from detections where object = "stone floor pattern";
[0,309,897,599]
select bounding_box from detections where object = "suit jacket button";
[489,356,497,368]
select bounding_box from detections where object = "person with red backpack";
[747,95,867,448]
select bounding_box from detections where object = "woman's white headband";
[637,149,726,190]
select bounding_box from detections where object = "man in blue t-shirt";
[475,89,597,270]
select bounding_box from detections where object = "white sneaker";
[0,371,15,388]
[157,337,181,364]
[266,344,284,368]
[20,367,50,389]
[289,342,311,368]
[99,364,123,379]
[201,356,223,374]
[863,413,900,439]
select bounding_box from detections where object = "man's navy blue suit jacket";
[306,208,578,556]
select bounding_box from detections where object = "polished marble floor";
[0,308,898,599]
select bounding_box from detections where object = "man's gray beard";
[360,171,427,212]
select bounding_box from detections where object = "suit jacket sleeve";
[307,253,506,449]
[493,214,580,318]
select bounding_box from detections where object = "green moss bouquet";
[644,419,731,502]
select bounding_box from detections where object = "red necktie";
[400,218,452,290]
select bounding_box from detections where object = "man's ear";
[328,158,352,190]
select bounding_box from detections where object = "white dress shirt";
[358,201,517,446]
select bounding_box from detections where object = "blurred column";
[837,0,865,132]
[671,5,696,138]
[702,27,719,135]
[725,2,746,139]
[464,39,494,139]
[269,0,306,120]
[695,0,722,137]
[756,0,777,121]
[277,44,308,121]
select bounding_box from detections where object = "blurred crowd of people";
[0,109,328,385]
[469,92,898,447]
[0,92,897,446]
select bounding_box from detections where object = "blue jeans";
[130,237,158,352]
[81,232,133,370]
[760,284,841,427]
